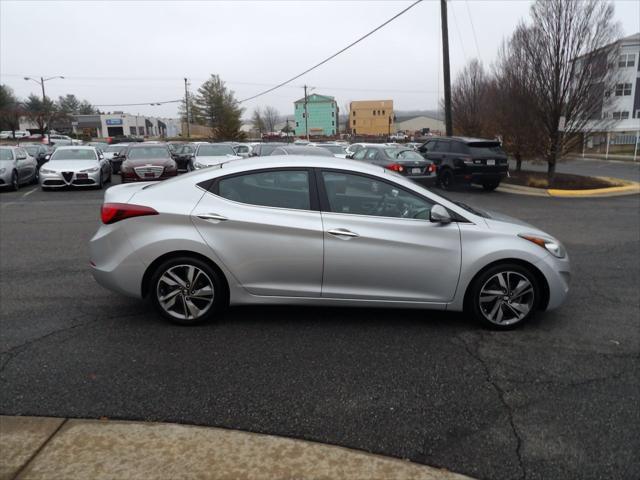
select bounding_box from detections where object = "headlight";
[519,234,566,258]
[80,167,99,173]
[40,168,56,174]
[0,168,5,174]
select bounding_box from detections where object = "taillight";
[428,164,436,173]
[386,163,404,172]
[101,203,158,224]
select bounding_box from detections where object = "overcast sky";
[1,0,639,119]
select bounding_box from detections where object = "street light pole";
[304,85,309,142]
[24,75,64,145]
[440,0,453,136]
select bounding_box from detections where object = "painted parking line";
[21,187,38,198]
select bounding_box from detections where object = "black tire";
[482,181,500,191]
[31,169,39,185]
[149,256,226,326]
[97,173,104,190]
[438,169,454,190]
[10,170,19,191]
[466,263,540,330]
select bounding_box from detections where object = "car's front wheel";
[482,181,500,191]
[467,263,540,329]
[150,257,225,325]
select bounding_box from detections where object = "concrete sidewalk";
[0,416,472,480]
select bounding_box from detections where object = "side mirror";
[430,205,451,224]
[44,154,51,161]
[418,146,427,153]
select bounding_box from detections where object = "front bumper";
[535,252,571,311]
[39,169,101,188]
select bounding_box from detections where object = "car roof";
[429,136,500,144]
[276,146,334,155]
[52,145,97,150]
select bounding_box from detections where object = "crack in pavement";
[456,334,527,480]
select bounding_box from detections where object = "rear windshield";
[128,146,170,159]
[197,145,236,156]
[467,142,505,156]
[0,149,13,160]
[321,145,346,154]
[393,149,424,160]
[50,149,96,161]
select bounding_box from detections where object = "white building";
[578,32,640,158]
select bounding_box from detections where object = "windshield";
[391,149,423,160]
[467,142,505,156]
[24,146,40,155]
[235,145,249,153]
[128,146,170,159]
[0,149,13,160]
[321,145,346,154]
[50,149,97,161]
[197,145,235,156]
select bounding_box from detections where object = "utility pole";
[184,78,191,138]
[303,85,309,141]
[24,75,64,145]
[440,0,453,136]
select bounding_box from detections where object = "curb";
[0,415,474,480]
[498,176,640,198]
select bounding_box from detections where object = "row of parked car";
[0,136,509,192]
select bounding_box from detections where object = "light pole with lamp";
[23,76,64,145]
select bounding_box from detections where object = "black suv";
[418,137,508,190]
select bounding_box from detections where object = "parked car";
[390,132,408,141]
[171,143,196,171]
[21,143,49,168]
[419,137,509,191]
[0,130,30,139]
[39,146,111,190]
[0,146,38,190]
[120,144,178,183]
[87,141,109,151]
[344,143,380,156]
[250,143,287,157]
[350,145,436,184]
[269,145,334,156]
[103,144,129,173]
[89,156,570,329]
[47,134,82,146]
[188,143,242,170]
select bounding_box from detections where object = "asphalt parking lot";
[1,177,639,480]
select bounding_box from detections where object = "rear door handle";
[327,228,359,238]
[196,213,228,221]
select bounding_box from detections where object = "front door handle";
[327,228,359,238]
[196,213,228,221]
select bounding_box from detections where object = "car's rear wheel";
[438,169,454,190]
[150,257,225,325]
[482,181,500,191]
[467,263,540,330]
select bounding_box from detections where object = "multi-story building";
[349,100,394,136]
[293,94,338,137]
[579,32,640,157]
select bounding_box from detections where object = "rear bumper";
[455,169,508,184]
[121,171,178,183]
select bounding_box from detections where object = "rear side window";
[450,142,468,154]
[435,141,450,153]
[217,170,311,210]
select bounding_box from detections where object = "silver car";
[40,146,112,190]
[188,143,242,170]
[0,146,38,190]
[90,156,570,329]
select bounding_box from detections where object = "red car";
[120,144,178,183]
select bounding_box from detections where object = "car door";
[16,148,34,182]
[192,168,324,297]
[318,169,461,303]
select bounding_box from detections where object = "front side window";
[0,149,14,160]
[365,149,378,160]
[352,149,367,160]
[217,170,310,210]
[321,171,434,219]
[50,149,97,161]
[435,141,451,153]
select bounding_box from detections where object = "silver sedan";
[0,146,38,190]
[90,156,570,329]
[40,146,112,190]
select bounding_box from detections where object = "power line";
[449,1,468,63]
[465,0,482,62]
[93,99,181,107]
[237,0,423,103]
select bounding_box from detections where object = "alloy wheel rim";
[479,271,534,325]
[156,264,215,320]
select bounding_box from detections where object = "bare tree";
[0,85,23,135]
[251,107,265,135]
[450,59,489,137]
[263,106,279,133]
[518,0,619,178]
